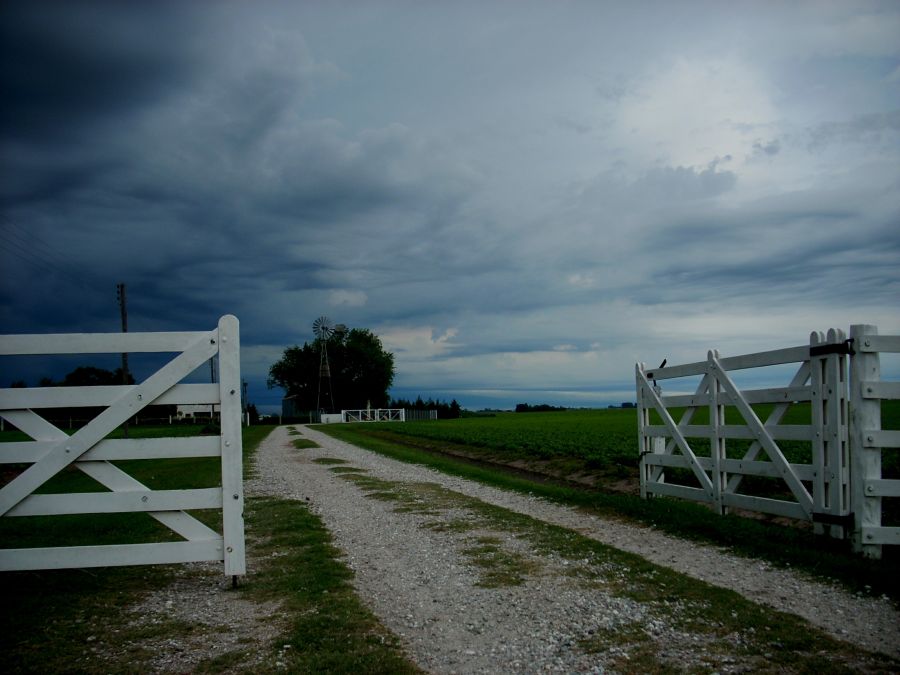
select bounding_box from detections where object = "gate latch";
[809,339,855,357]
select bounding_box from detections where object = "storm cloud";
[2,1,898,411]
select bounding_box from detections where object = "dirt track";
[246,425,900,672]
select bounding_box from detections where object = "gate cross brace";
[706,350,814,516]
[637,367,715,496]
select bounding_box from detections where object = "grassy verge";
[1,424,419,674]
[317,425,900,603]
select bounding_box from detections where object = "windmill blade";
[313,316,334,340]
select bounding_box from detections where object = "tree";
[268,327,395,412]
[60,366,134,387]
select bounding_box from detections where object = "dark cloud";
[1,2,898,410]
[0,2,202,144]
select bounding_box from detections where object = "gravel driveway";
[246,425,900,673]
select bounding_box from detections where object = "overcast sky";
[2,1,898,412]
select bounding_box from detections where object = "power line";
[3,219,72,269]
[0,218,106,292]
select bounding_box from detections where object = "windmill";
[313,316,336,413]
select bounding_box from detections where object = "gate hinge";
[811,511,854,527]
[809,339,854,358]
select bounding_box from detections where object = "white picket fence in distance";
[637,323,899,558]
[0,315,245,575]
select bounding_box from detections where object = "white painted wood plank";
[7,488,222,516]
[0,540,223,571]
[669,424,814,441]
[216,315,246,576]
[863,429,900,448]
[722,493,808,520]
[856,335,900,353]
[658,393,712,408]
[734,386,813,404]
[642,454,695,469]
[720,459,816,481]
[644,360,707,380]
[864,480,900,497]
[719,346,810,371]
[652,345,809,380]
[661,386,812,408]
[0,437,221,463]
[860,527,900,545]
[0,383,220,409]
[0,331,206,355]
[645,481,714,503]
[860,381,900,400]
[850,324,883,557]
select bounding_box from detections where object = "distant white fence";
[404,409,439,422]
[342,408,406,423]
[637,323,898,558]
[0,315,245,575]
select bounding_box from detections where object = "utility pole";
[117,283,129,437]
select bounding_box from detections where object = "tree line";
[390,396,461,419]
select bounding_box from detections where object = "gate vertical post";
[709,351,726,515]
[810,330,850,538]
[218,315,246,576]
[810,332,826,536]
[825,329,850,540]
[849,324,881,559]
[636,363,649,499]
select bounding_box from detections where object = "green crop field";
[343,401,900,482]
[381,408,638,464]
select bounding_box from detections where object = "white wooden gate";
[0,315,245,575]
[636,329,851,535]
[637,323,899,557]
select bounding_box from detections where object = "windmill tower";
[313,316,336,413]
